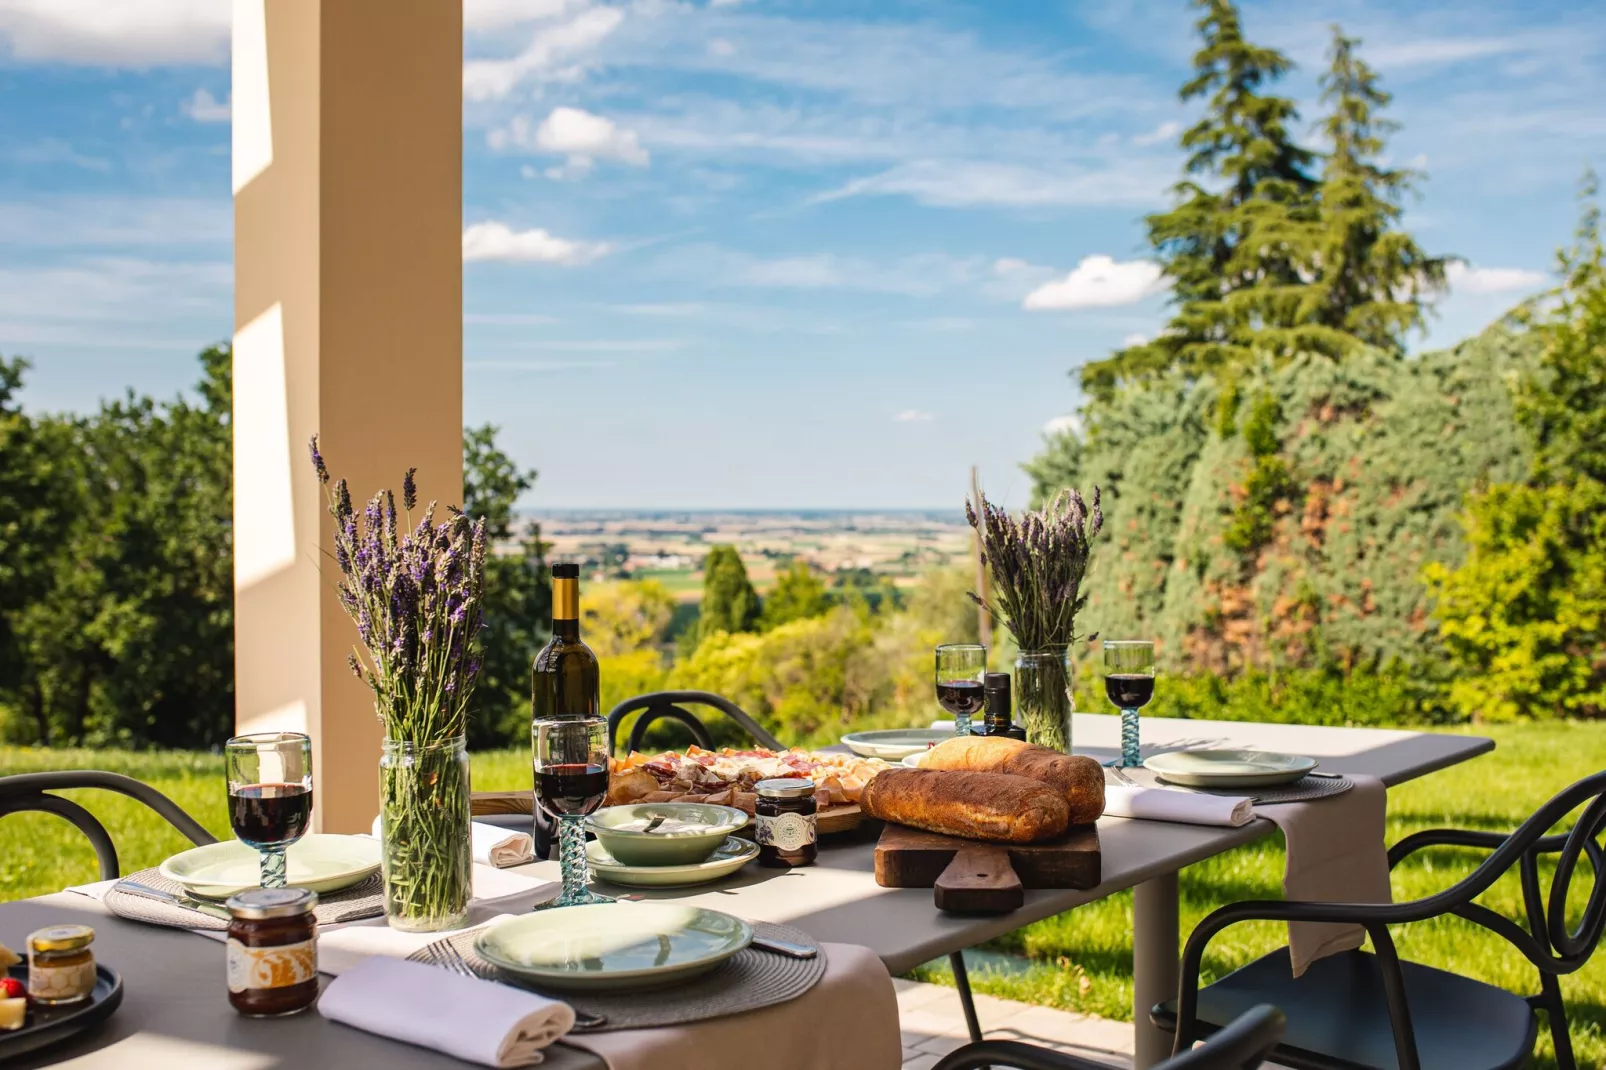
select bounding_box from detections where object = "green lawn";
[3,725,1602,1066]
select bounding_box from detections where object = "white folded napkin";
[319,956,574,1068]
[368,817,534,869]
[1103,783,1253,827]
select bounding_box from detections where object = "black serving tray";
[0,963,123,1061]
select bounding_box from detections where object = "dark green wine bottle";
[972,672,1027,740]
[531,562,601,721]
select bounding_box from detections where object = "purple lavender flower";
[309,436,330,485]
[402,467,418,511]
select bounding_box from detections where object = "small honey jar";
[225,887,319,1017]
[28,925,97,1005]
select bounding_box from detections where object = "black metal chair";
[606,689,784,755]
[935,1003,1284,1070]
[1155,770,1606,1070]
[0,770,217,880]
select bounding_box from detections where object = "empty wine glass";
[1104,641,1156,768]
[533,716,613,909]
[935,644,987,738]
[225,732,314,888]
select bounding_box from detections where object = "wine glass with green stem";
[1104,641,1155,768]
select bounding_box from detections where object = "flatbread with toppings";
[607,745,892,816]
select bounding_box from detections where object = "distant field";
[630,567,705,601]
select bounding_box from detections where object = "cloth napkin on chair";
[320,956,574,1067]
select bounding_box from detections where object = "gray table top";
[2,715,1492,1069]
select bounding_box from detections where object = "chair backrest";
[1403,769,1606,974]
[606,690,784,755]
[0,770,217,881]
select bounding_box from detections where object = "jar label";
[29,960,96,1002]
[757,810,816,851]
[226,938,316,993]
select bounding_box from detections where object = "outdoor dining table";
[1,713,1491,1070]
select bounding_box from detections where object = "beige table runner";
[1259,773,1392,976]
[561,940,901,1070]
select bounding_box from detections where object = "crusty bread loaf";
[860,768,1069,843]
[921,736,1105,825]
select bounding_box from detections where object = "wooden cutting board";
[874,823,1101,913]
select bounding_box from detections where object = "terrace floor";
[896,979,1295,1070]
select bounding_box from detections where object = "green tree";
[1430,179,1606,721]
[1305,27,1448,352]
[1083,0,1317,397]
[760,560,830,631]
[462,423,549,749]
[697,545,760,642]
[1518,170,1606,484]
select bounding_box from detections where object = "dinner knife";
[751,936,818,959]
[119,880,234,922]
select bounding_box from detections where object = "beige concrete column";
[232,0,463,833]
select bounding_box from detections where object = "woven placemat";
[105,868,385,931]
[1113,766,1354,805]
[407,920,826,1034]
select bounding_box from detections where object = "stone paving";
[895,979,1293,1070]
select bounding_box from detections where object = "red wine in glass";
[936,680,986,719]
[1105,674,1155,709]
[230,783,314,847]
[535,763,609,819]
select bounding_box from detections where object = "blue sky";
[3,0,1603,509]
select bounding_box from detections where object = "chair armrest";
[1387,827,1570,870]
[932,1040,1114,1070]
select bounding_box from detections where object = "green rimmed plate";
[158,834,381,899]
[586,835,758,889]
[1143,749,1317,789]
[841,728,953,760]
[475,903,753,991]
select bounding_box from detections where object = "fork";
[412,940,608,1030]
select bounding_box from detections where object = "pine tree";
[697,544,760,641]
[1305,27,1448,353]
[1082,0,1318,398]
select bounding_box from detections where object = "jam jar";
[755,777,818,867]
[28,925,96,1005]
[225,887,319,1017]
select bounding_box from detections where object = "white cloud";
[709,0,745,7]
[464,0,573,32]
[1043,414,1082,437]
[1023,255,1168,311]
[707,37,735,57]
[463,6,623,100]
[0,0,228,65]
[993,258,1032,275]
[1445,262,1548,295]
[0,196,230,247]
[1369,36,1527,70]
[681,248,986,297]
[893,409,934,423]
[1121,332,1149,347]
[14,138,109,172]
[180,87,230,123]
[466,359,615,372]
[462,222,611,265]
[1132,120,1180,146]
[902,317,975,332]
[490,107,651,178]
[816,159,1169,209]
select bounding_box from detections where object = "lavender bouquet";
[311,437,486,930]
[967,487,1103,752]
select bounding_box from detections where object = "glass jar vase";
[378,736,473,932]
[1015,647,1075,754]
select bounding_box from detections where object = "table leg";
[950,951,984,1044]
[1133,872,1180,1070]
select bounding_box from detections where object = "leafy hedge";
[1028,322,1539,716]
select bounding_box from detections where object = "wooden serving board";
[874,823,1101,913]
[469,792,865,834]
